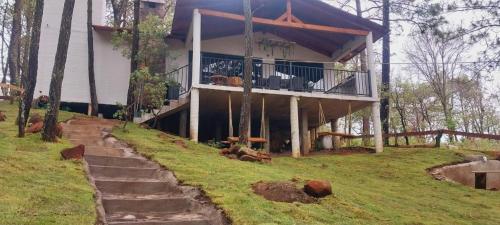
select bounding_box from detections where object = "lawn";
[0,101,96,225]
[114,123,500,225]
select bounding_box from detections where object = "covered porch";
[169,0,386,155]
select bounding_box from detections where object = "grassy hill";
[0,102,95,225]
[114,123,500,225]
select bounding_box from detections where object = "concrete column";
[264,115,270,153]
[301,109,310,155]
[247,112,252,147]
[366,32,383,153]
[179,109,188,138]
[191,9,201,86]
[290,96,300,158]
[190,88,200,142]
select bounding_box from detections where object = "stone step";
[85,155,156,168]
[95,180,181,196]
[102,197,194,214]
[85,147,125,157]
[107,212,210,225]
[89,166,159,179]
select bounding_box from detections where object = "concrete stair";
[135,96,190,124]
[63,118,225,225]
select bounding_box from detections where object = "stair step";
[89,166,159,179]
[95,180,181,195]
[84,147,125,157]
[102,197,194,214]
[107,212,210,225]
[85,155,156,168]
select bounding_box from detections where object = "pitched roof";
[170,0,387,61]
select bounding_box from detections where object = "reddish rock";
[304,180,332,198]
[229,145,241,154]
[61,145,85,160]
[27,122,44,133]
[0,111,6,122]
[220,148,231,155]
[28,113,43,124]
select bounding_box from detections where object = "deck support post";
[367,32,383,153]
[301,109,310,155]
[190,88,200,142]
[290,96,300,158]
[179,109,188,138]
[189,9,202,143]
[331,118,340,149]
[264,115,270,153]
[192,9,201,86]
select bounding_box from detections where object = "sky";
[325,0,500,93]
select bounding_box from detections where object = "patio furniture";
[268,76,282,90]
[227,76,243,86]
[210,75,228,85]
[289,77,305,91]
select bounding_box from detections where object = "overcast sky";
[325,0,500,93]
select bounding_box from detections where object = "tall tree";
[7,0,22,85]
[406,32,465,138]
[18,0,44,137]
[87,0,98,116]
[239,0,253,144]
[110,0,129,28]
[126,0,140,112]
[20,0,35,84]
[355,0,370,146]
[380,0,390,145]
[42,0,76,142]
[0,1,10,93]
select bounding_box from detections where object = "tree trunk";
[355,0,370,146]
[380,0,391,145]
[42,0,75,142]
[127,0,140,117]
[1,1,9,95]
[87,0,98,116]
[21,5,34,86]
[7,0,22,85]
[239,0,253,144]
[18,0,44,137]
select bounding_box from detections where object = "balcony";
[199,56,371,97]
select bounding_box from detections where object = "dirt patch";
[252,181,316,203]
[172,140,188,149]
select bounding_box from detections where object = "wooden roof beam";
[198,9,369,36]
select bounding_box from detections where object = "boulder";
[220,148,232,155]
[61,145,85,160]
[27,122,44,133]
[28,113,43,124]
[304,180,332,198]
[464,154,488,162]
[0,111,6,122]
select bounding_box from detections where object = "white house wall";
[35,0,129,105]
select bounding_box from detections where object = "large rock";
[27,122,43,133]
[304,180,332,198]
[61,145,85,160]
[28,113,43,124]
[0,111,6,122]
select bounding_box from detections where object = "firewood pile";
[220,145,271,163]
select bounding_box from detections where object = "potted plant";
[166,79,181,100]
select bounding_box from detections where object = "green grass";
[114,123,500,225]
[0,101,96,225]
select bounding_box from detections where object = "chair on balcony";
[268,76,282,90]
[289,77,305,91]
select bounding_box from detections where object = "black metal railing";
[160,64,192,102]
[199,56,371,96]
